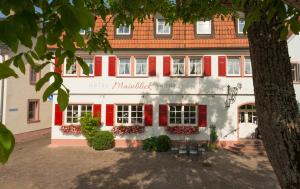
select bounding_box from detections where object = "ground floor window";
[239,104,257,124]
[169,105,197,126]
[27,100,40,123]
[292,63,300,82]
[65,104,92,124]
[116,105,143,125]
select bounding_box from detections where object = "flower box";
[60,125,82,135]
[166,126,199,135]
[112,126,145,135]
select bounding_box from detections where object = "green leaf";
[66,58,74,71]
[0,123,15,164]
[0,64,18,79]
[57,88,69,110]
[13,54,25,74]
[62,35,76,51]
[35,72,54,91]
[43,82,60,102]
[34,36,47,57]
[24,53,35,67]
[76,56,89,75]
[280,27,288,40]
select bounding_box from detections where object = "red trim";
[94,56,102,76]
[106,104,114,126]
[218,56,226,76]
[93,104,101,126]
[108,56,116,76]
[203,56,211,76]
[159,104,168,126]
[54,104,63,126]
[198,105,207,127]
[163,56,171,76]
[148,56,156,76]
[144,104,153,126]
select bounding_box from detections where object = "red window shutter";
[94,56,102,76]
[108,56,116,76]
[163,56,171,76]
[218,56,226,76]
[144,104,153,126]
[106,104,114,126]
[159,104,168,126]
[148,56,156,76]
[93,104,101,126]
[203,56,211,76]
[198,105,207,127]
[54,57,62,75]
[54,104,63,126]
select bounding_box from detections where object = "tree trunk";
[246,12,300,188]
[283,0,300,10]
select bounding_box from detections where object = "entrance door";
[239,104,257,138]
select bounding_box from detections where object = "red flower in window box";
[60,125,82,135]
[166,126,199,135]
[112,126,145,135]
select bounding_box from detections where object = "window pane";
[240,112,245,123]
[245,57,252,75]
[227,57,240,75]
[197,21,211,34]
[238,18,245,33]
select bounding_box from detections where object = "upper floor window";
[156,19,171,35]
[116,105,143,126]
[118,58,131,76]
[169,105,197,126]
[135,58,147,76]
[196,21,211,35]
[30,67,40,84]
[79,28,92,35]
[227,57,241,76]
[116,25,131,35]
[189,57,203,76]
[80,58,94,76]
[244,56,252,76]
[172,57,185,76]
[292,63,300,82]
[28,100,39,123]
[64,61,77,76]
[65,104,92,124]
[237,18,245,34]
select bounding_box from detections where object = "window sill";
[165,126,199,135]
[27,120,40,124]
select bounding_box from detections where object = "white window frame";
[172,57,185,76]
[27,100,40,123]
[134,57,148,76]
[227,57,241,76]
[116,105,144,126]
[196,20,212,35]
[80,58,94,76]
[79,28,92,35]
[64,104,93,125]
[237,18,245,34]
[244,56,252,76]
[168,105,197,126]
[292,63,300,82]
[156,19,171,35]
[116,25,131,35]
[64,59,77,76]
[189,56,203,76]
[118,57,131,76]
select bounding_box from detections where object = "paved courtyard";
[0,136,280,189]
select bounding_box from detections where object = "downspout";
[0,54,4,123]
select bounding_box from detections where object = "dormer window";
[156,19,171,35]
[237,18,245,34]
[79,28,92,35]
[116,25,131,35]
[196,21,212,35]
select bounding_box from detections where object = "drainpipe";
[0,54,4,123]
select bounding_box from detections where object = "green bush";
[91,131,114,150]
[80,113,100,146]
[210,125,218,144]
[142,135,171,152]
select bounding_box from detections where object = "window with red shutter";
[94,56,102,76]
[54,57,62,75]
[148,56,156,76]
[144,104,153,126]
[54,104,63,126]
[163,56,171,76]
[218,56,226,76]
[159,104,168,126]
[93,104,101,126]
[198,105,207,127]
[108,56,116,76]
[106,104,114,126]
[203,56,211,76]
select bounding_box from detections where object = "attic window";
[237,18,245,34]
[196,21,212,35]
[116,25,131,35]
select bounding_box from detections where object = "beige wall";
[4,63,51,134]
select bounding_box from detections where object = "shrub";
[142,135,171,152]
[210,125,218,144]
[80,113,100,146]
[91,131,115,150]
